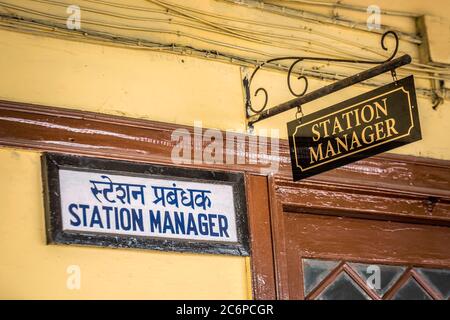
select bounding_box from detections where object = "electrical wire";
[18,0,450,78]
[27,0,377,59]
[14,0,375,59]
[268,0,419,17]
[217,0,422,44]
[110,0,445,74]
[0,12,445,101]
[0,0,447,100]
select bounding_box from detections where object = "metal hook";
[432,90,444,110]
[295,105,304,124]
[391,69,398,85]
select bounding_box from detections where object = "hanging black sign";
[287,75,421,181]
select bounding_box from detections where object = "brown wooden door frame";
[268,174,450,300]
[245,174,277,299]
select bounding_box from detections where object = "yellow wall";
[0,28,449,160]
[0,0,449,299]
[0,148,250,299]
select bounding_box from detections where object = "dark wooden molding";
[1,99,449,199]
[246,174,276,299]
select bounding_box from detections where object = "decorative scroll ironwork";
[245,31,399,116]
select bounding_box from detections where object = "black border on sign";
[287,76,422,181]
[41,152,250,256]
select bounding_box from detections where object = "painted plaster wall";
[1,28,449,159]
[0,148,251,299]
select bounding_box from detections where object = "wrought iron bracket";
[244,31,412,129]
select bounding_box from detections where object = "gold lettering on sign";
[308,97,398,164]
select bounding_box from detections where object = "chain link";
[391,69,398,83]
[295,105,304,124]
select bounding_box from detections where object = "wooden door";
[268,175,450,300]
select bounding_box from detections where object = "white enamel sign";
[58,169,238,242]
